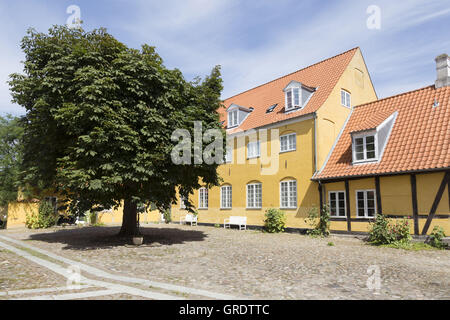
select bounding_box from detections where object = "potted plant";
[132,215,143,245]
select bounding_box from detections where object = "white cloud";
[1,0,449,115]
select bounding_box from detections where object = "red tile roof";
[314,85,450,180]
[220,48,359,133]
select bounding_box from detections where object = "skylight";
[266,104,277,113]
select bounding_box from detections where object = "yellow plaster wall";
[316,48,378,170]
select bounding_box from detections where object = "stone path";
[0,234,238,300]
[1,224,449,299]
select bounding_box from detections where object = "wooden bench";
[180,214,198,226]
[224,216,247,230]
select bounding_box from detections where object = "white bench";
[180,214,198,226]
[224,216,247,230]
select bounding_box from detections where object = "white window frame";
[198,188,208,209]
[328,191,346,217]
[285,87,301,111]
[246,183,262,209]
[280,180,297,209]
[228,109,239,128]
[280,133,297,153]
[220,185,232,209]
[352,131,378,163]
[355,189,377,218]
[341,89,351,108]
[247,141,260,159]
[224,145,233,163]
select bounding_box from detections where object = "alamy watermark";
[66,5,81,29]
[366,5,381,30]
[171,122,280,175]
[366,265,381,294]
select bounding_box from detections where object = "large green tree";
[9,26,225,236]
[0,115,23,208]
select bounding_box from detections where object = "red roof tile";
[314,85,450,180]
[220,48,359,133]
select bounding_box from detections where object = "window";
[280,133,296,153]
[224,146,232,163]
[180,196,187,209]
[356,190,376,218]
[280,180,297,208]
[329,191,346,217]
[353,133,377,162]
[341,90,351,108]
[220,186,232,209]
[228,109,239,127]
[285,87,300,111]
[247,183,262,208]
[199,188,208,209]
[266,104,277,113]
[247,141,260,158]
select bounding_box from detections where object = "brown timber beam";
[422,171,450,235]
[345,180,351,232]
[410,174,419,235]
[375,176,382,215]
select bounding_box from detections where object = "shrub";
[26,200,57,229]
[305,205,330,237]
[162,209,172,224]
[368,215,411,245]
[427,226,448,249]
[86,211,98,225]
[264,208,286,233]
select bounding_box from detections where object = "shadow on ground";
[27,225,207,250]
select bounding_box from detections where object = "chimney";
[435,54,450,88]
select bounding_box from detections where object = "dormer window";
[283,80,315,113]
[285,87,300,111]
[353,132,377,163]
[228,109,239,127]
[351,111,398,165]
[226,104,252,129]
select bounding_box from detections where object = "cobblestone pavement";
[1,224,449,300]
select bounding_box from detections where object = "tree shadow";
[27,225,207,251]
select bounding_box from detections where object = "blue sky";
[1,0,449,115]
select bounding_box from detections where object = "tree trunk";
[119,199,139,236]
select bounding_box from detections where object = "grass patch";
[379,241,439,251]
[327,242,334,246]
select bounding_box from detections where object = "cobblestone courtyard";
[0,223,449,300]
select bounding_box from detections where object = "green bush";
[162,209,172,224]
[305,205,330,237]
[427,226,448,249]
[264,208,286,233]
[368,215,411,245]
[25,200,57,229]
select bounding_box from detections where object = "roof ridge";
[353,84,436,109]
[223,47,359,102]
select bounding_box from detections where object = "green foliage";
[25,200,57,229]
[0,115,24,207]
[427,226,448,249]
[9,25,225,234]
[162,209,171,224]
[264,208,286,233]
[327,242,334,246]
[86,211,97,225]
[214,223,220,228]
[368,215,411,245]
[305,205,330,237]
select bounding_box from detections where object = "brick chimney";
[435,54,450,88]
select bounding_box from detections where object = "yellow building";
[171,47,379,229]
[313,54,450,235]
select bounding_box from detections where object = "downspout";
[313,112,318,173]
